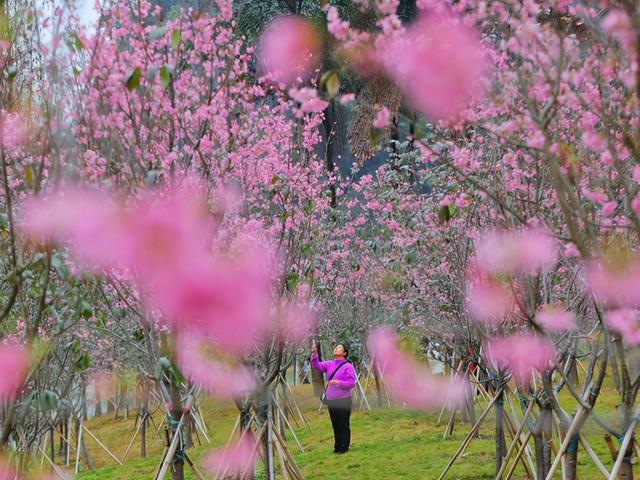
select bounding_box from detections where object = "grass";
[66,379,628,480]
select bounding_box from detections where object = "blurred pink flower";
[373,106,391,129]
[258,16,321,86]
[176,333,255,398]
[22,186,276,351]
[204,435,256,477]
[0,344,28,400]
[585,260,640,308]
[367,327,469,409]
[382,12,489,121]
[21,188,127,271]
[277,301,317,346]
[536,305,576,331]
[149,253,272,352]
[465,266,515,325]
[475,228,558,274]
[605,309,640,345]
[485,334,555,386]
[0,464,17,480]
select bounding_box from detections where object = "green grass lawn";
[68,381,627,480]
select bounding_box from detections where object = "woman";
[310,343,356,453]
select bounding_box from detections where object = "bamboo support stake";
[579,433,610,479]
[271,420,305,480]
[37,444,67,480]
[75,419,83,474]
[494,395,537,479]
[82,424,123,465]
[544,407,585,480]
[273,394,304,453]
[184,452,208,480]
[437,387,505,480]
[608,406,640,480]
[503,432,532,480]
[121,414,145,462]
[155,395,194,480]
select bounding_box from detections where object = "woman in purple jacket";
[311,343,356,454]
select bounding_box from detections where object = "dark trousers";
[326,397,352,453]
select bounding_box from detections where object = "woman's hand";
[327,380,340,386]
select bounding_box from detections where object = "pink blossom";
[367,327,469,409]
[564,242,580,258]
[381,12,489,121]
[205,435,256,478]
[631,197,640,216]
[602,10,635,53]
[536,305,576,331]
[0,344,29,400]
[289,87,328,116]
[605,309,640,345]
[585,260,640,308]
[258,16,321,86]
[582,188,608,204]
[339,93,356,104]
[375,0,400,15]
[485,334,555,386]
[326,6,350,41]
[176,333,255,398]
[372,106,391,129]
[1,112,28,149]
[475,228,558,274]
[602,201,617,216]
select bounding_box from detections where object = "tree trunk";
[257,389,273,480]
[169,377,184,480]
[311,342,324,396]
[494,389,506,477]
[618,437,634,480]
[140,413,147,458]
[565,435,579,480]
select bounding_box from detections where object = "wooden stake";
[608,406,640,480]
[579,433,610,479]
[437,387,505,480]
[83,424,123,465]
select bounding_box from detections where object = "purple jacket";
[311,355,356,400]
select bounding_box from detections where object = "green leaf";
[320,70,340,98]
[159,65,171,90]
[125,67,141,91]
[74,353,90,371]
[438,205,454,224]
[154,356,172,380]
[148,26,168,40]
[285,271,300,292]
[6,66,17,82]
[39,390,58,411]
[72,32,84,50]
[171,29,181,49]
[24,164,34,188]
[77,300,94,319]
